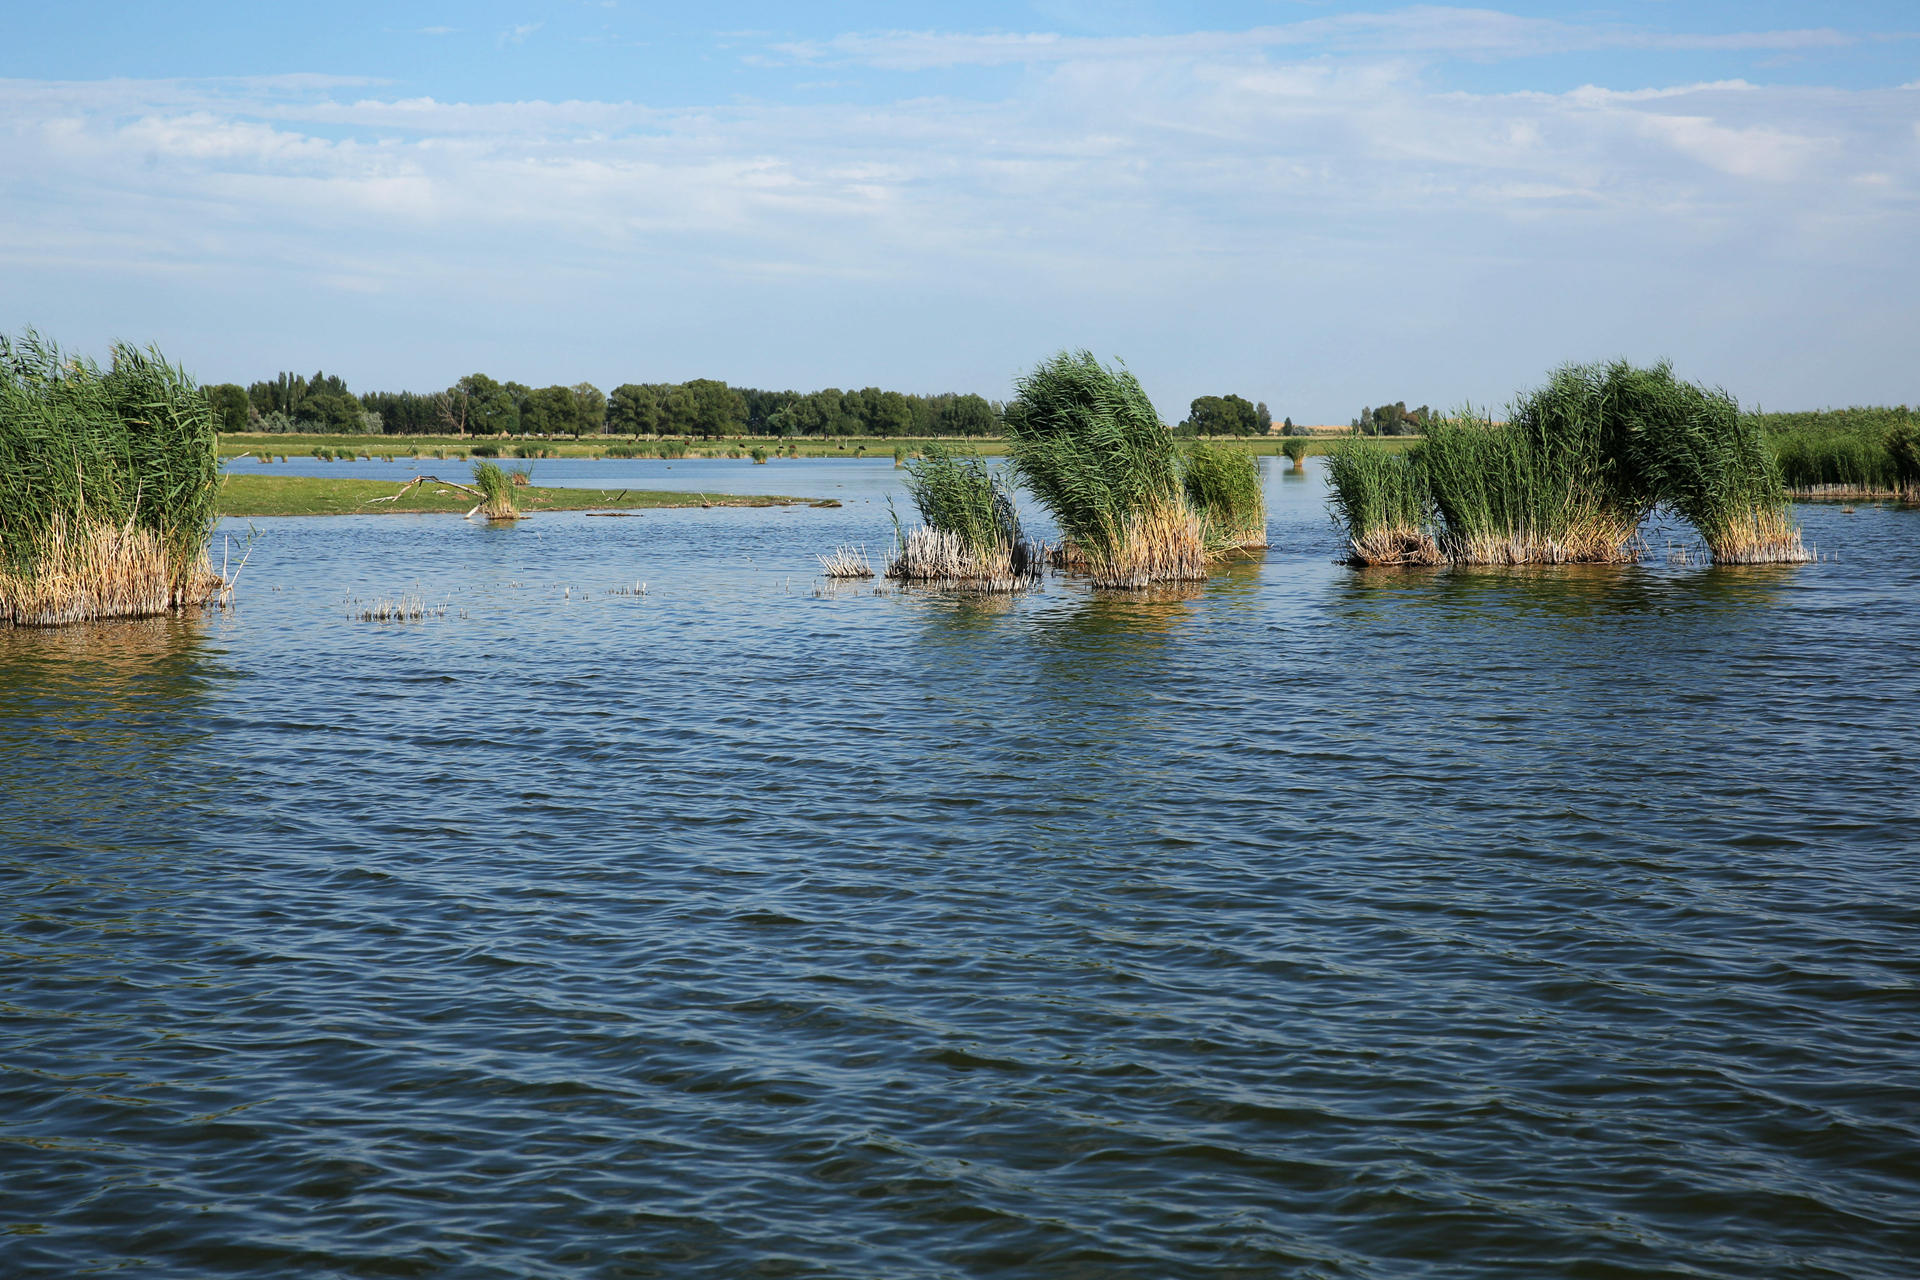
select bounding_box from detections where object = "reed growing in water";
[1608,362,1809,563]
[0,331,222,625]
[1004,351,1206,588]
[1421,369,1646,564]
[1326,361,1810,567]
[470,461,519,519]
[1759,407,1917,497]
[1182,439,1268,550]
[886,442,1034,588]
[1326,438,1439,565]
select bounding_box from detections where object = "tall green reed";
[1004,350,1204,585]
[0,330,221,621]
[1182,439,1267,549]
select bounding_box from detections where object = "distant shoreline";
[216,473,836,518]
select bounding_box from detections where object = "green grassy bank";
[217,473,829,518]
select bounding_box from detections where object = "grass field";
[217,473,830,518]
[220,432,1385,462]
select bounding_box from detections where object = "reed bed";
[1764,410,1918,499]
[1420,379,1643,564]
[0,331,222,625]
[885,442,1037,589]
[1183,440,1268,550]
[1004,351,1206,587]
[1326,361,1811,568]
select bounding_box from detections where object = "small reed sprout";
[0,330,222,625]
[356,594,441,623]
[1281,437,1310,468]
[817,545,876,578]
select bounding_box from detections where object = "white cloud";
[0,25,1914,412]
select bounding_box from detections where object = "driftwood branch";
[364,475,485,505]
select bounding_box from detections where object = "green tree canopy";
[1184,394,1262,436]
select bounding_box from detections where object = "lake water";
[4,461,1918,1278]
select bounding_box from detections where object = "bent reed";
[1327,361,1811,568]
[1,331,222,625]
[1003,351,1210,588]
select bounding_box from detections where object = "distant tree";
[608,383,661,435]
[571,382,606,435]
[1255,401,1273,433]
[1353,402,1431,436]
[1187,394,1261,436]
[360,390,441,435]
[937,393,998,435]
[866,388,914,436]
[682,379,748,436]
[205,383,249,433]
[521,385,579,436]
[455,374,520,435]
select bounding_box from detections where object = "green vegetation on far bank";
[1745,406,1917,495]
[217,473,828,518]
[219,431,1373,463]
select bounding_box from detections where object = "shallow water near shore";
[4,465,1919,1278]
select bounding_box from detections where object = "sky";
[1,2,1916,421]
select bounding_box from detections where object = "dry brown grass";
[1442,514,1643,565]
[885,527,1038,591]
[1346,526,1443,567]
[0,515,222,626]
[818,545,876,578]
[1705,506,1814,564]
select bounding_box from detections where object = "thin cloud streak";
[772,8,1863,70]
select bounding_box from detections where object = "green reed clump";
[1004,350,1204,586]
[1325,437,1437,565]
[470,460,518,519]
[1419,366,1647,564]
[1280,438,1309,468]
[1608,361,1809,563]
[1182,439,1267,549]
[887,442,1029,586]
[0,330,222,624]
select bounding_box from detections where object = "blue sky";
[2,3,1916,418]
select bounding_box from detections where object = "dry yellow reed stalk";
[1706,506,1814,563]
[884,527,1033,590]
[0,515,222,626]
[818,545,876,578]
[1346,526,1443,567]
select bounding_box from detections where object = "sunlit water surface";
[4,463,1917,1278]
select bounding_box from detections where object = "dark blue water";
[5,469,1918,1279]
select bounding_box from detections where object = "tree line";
[204,369,1286,438]
[1351,402,1432,436]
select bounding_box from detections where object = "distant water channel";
[4,461,1918,1278]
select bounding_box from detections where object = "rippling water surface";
[5,464,1918,1278]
